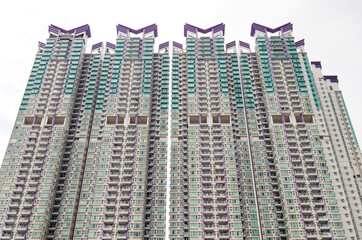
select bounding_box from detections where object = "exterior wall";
[0,29,88,239]
[0,22,361,240]
[169,35,245,240]
[311,65,362,239]
[0,25,169,240]
[72,35,169,240]
[169,23,357,240]
[51,52,102,239]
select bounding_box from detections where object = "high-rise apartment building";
[168,23,362,240]
[0,24,169,240]
[0,22,361,240]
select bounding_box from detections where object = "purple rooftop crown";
[324,75,338,83]
[239,41,250,49]
[38,41,46,49]
[173,41,183,50]
[159,42,169,50]
[251,22,293,37]
[106,42,116,50]
[226,41,236,49]
[48,24,91,38]
[311,61,322,69]
[91,42,103,51]
[184,23,225,37]
[116,24,158,37]
[295,39,305,48]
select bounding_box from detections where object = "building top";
[251,22,293,37]
[48,24,91,38]
[311,61,322,69]
[91,42,103,51]
[38,41,46,49]
[173,41,182,49]
[239,41,250,50]
[324,75,339,83]
[116,24,158,38]
[172,41,183,53]
[159,42,169,52]
[295,39,305,48]
[226,41,236,50]
[106,42,116,50]
[184,23,225,37]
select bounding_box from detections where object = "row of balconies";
[202,170,225,176]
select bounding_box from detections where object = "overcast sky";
[0,0,361,160]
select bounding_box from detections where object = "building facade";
[0,24,169,240]
[0,22,360,240]
[168,23,362,240]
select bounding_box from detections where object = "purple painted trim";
[38,41,46,49]
[251,22,293,36]
[295,39,305,48]
[116,24,158,37]
[324,75,339,83]
[226,41,236,49]
[91,42,103,50]
[184,23,225,37]
[172,41,183,49]
[311,61,322,69]
[159,41,169,50]
[282,23,293,32]
[48,24,91,37]
[239,40,250,49]
[106,42,116,50]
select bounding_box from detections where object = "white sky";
[0,0,362,160]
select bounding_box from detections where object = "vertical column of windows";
[246,53,280,239]
[310,67,357,239]
[74,51,116,239]
[54,52,102,239]
[23,33,84,239]
[169,53,188,240]
[227,53,248,238]
[0,40,52,238]
[262,34,307,239]
[145,52,169,239]
[185,37,203,239]
[213,39,243,239]
[300,54,320,109]
[237,52,264,239]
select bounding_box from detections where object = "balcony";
[321,232,332,239]
[15,234,25,240]
[204,224,214,229]
[17,225,27,232]
[306,232,317,238]
[103,225,113,232]
[21,209,31,216]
